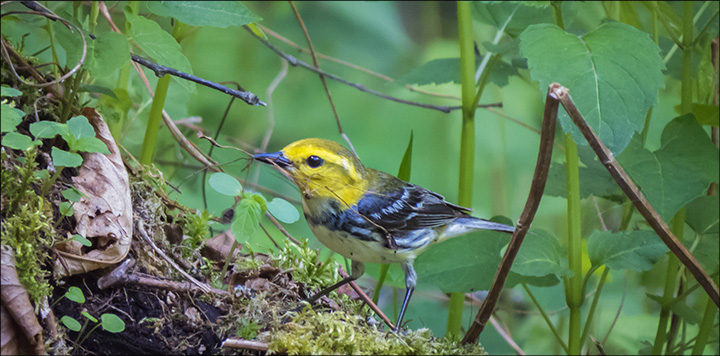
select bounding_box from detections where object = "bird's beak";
[253,151,292,168]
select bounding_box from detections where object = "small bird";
[253,138,514,332]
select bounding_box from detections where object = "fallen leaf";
[54,108,132,277]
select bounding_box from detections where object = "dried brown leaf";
[54,108,132,277]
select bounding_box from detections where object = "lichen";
[266,307,486,355]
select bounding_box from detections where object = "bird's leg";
[395,261,417,332]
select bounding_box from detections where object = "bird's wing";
[357,176,469,232]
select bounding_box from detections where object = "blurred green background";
[2,1,712,353]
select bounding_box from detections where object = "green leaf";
[125,12,196,93]
[59,201,74,217]
[690,235,719,275]
[415,230,511,292]
[266,198,299,224]
[73,137,110,155]
[100,313,125,333]
[1,86,22,97]
[471,2,553,38]
[587,230,668,271]
[60,316,82,332]
[89,31,130,78]
[72,234,92,247]
[520,22,665,154]
[208,172,243,196]
[29,121,70,140]
[617,115,719,221]
[67,116,95,139]
[51,147,83,167]
[65,286,85,303]
[61,187,84,202]
[231,197,263,241]
[81,310,98,323]
[511,229,571,279]
[396,58,461,87]
[1,103,25,132]
[1,132,34,150]
[146,1,262,28]
[686,195,719,235]
[397,131,413,181]
[52,19,85,70]
[78,84,119,100]
[674,103,719,127]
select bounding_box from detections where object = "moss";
[267,307,486,355]
[0,148,54,305]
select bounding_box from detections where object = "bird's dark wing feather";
[356,171,469,232]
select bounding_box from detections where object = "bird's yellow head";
[253,138,371,206]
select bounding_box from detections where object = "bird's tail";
[442,217,515,240]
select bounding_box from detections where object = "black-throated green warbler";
[254,138,514,332]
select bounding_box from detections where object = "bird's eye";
[306,155,324,168]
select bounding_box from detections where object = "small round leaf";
[60,316,82,332]
[101,313,126,333]
[81,310,98,323]
[65,286,85,303]
[267,198,299,224]
[209,172,242,196]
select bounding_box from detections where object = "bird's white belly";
[309,224,413,264]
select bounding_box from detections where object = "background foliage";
[2,1,718,354]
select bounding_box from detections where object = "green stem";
[580,267,609,348]
[89,1,98,34]
[551,1,565,30]
[565,134,583,355]
[690,296,716,355]
[139,75,171,165]
[447,1,476,340]
[522,284,569,353]
[372,264,390,304]
[652,209,685,355]
[680,1,694,114]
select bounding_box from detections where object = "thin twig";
[136,221,213,294]
[243,25,501,114]
[258,24,467,101]
[553,83,719,307]
[2,2,87,88]
[131,54,266,106]
[462,84,559,345]
[337,266,395,331]
[288,1,351,152]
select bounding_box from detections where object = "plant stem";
[565,133,583,355]
[139,75,171,165]
[447,1,476,341]
[372,264,389,304]
[652,209,685,355]
[522,284,569,353]
[690,295,716,355]
[580,267,609,348]
[681,0,694,114]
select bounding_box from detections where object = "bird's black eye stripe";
[306,155,324,168]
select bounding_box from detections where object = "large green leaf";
[126,12,196,93]
[89,31,130,78]
[685,195,719,236]
[510,229,570,279]
[617,115,719,221]
[415,230,510,293]
[520,22,665,154]
[146,1,262,28]
[587,230,668,271]
[472,2,553,38]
